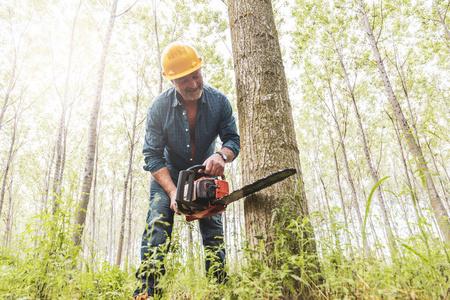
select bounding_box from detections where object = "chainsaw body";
[176,165,229,221]
[175,165,297,222]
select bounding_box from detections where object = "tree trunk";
[125,170,134,270]
[42,145,56,212]
[108,178,116,264]
[90,129,100,264]
[426,139,449,210]
[0,42,17,133]
[227,0,321,296]
[153,0,163,94]
[51,0,81,209]
[327,84,369,254]
[0,109,18,217]
[334,44,397,255]
[358,0,450,241]
[116,88,140,267]
[388,112,432,242]
[329,132,353,254]
[4,172,14,247]
[73,0,118,247]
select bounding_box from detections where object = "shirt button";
[182,111,186,116]
[185,128,189,132]
[187,144,190,148]
[189,158,193,161]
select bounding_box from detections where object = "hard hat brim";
[163,59,203,80]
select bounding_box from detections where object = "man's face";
[172,69,203,102]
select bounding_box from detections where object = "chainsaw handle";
[187,164,205,172]
[187,164,226,180]
[176,165,205,212]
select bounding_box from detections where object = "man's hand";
[169,189,180,214]
[203,153,225,176]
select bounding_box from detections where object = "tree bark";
[116,92,139,267]
[125,167,134,270]
[73,0,118,247]
[227,0,321,296]
[358,0,450,241]
[90,128,100,263]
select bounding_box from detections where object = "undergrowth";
[1,203,448,299]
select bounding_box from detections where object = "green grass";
[1,202,449,299]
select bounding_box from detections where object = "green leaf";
[362,176,390,244]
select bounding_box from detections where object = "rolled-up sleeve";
[218,97,240,159]
[143,103,166,173]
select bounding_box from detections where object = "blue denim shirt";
[143,85,240,174]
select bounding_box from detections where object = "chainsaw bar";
[213,168,297,206]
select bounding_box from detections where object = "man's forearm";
[151,167,177,197]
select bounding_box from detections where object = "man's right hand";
[151,167,180,215]
[169,190,180,214]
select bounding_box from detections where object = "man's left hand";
[203,153,225,176]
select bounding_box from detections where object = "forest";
[0,0,449,299]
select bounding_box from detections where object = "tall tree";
[0,18,18,133]
[358,0,450,241]
[51,0,82,211]
[227,0,321,297]
[116,70,141,267]
[73,0,119,247]
[334,41,397,255]
[0,97,21,217]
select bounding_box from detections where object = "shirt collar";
[171,88,206,107]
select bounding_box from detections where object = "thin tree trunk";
[0,43,17,133]
[329,132,353,254]
[153,0,163,94]
[187,223,194,260]
[327,84,369,254]
[125,170,134,270]
[388,113,432,241]
[358,0,450,241]
[425,139,449,210]
[73,0,118,247]
[90,129,100,265]
[116,88,140,267]
[0,110,18,216]
[320,176,342,252]
[108,177,116,264]
[52,1,81,212]
[334,44,397,254]
[4,172,14,247]
[42,145,56,212]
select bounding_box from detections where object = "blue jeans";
[136,177,226,291]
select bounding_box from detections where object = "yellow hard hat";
[161,42,203,80]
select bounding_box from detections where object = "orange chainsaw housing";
[185,178,229,222]
[214,179,229,199]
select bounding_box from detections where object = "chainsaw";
[175,165,296,221]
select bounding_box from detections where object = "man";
[134,42,240,299]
